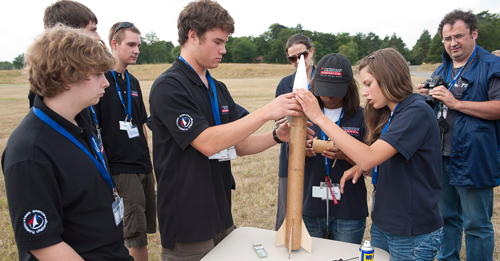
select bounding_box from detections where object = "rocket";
[275,54,312,256]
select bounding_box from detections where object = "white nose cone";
[293,54,308,90]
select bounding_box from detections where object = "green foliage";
[0,61,13,70]
[476,11,500,52]
[136,32,175,64]
[426,33,445,63]
[132,9,500,66]
[230,37,258,63]
[12,54,24,69]
[410,30,432,65]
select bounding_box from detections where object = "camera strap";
[446,46,477,90]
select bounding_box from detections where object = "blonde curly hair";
[25,24,114,98]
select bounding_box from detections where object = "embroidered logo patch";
[131,91,139,97]
[23,210,47,234]
[176,114,193,131]
[221,105,229,114]
[342,127,360,136]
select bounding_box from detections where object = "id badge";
[312,182,341,201]
[119,121,131,130]
[209,149,228,160]
[219,146,237,162]
[112,197,124,226]
[96,128,104,153]
[127,125,140,139]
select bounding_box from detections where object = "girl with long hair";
[294,48,443,260]
[274,33,315,230]
[301,53,368,244]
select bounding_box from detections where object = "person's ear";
[188,29,198,44]
[111,39,119,51]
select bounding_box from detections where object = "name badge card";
[112,197,124,226]
[119,121,131,130]
[218,146,237,162]
[312,183,341,201]
[127,125,140,139]
[209,149,228,160]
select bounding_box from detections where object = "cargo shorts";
[112,171,157,248]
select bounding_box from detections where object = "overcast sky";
[1,0,499,62]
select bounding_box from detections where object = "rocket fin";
[275,218,286,247]
[301,220,312,253]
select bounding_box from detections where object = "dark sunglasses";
[111,22,134,39]
[287,49,310,63]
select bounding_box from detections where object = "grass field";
[0,63,499,260]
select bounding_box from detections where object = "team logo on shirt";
[221,105,229,114]
[176,114,193,131]
[23,210,47,234]
[131,91,139,97]
[342,127,360,137]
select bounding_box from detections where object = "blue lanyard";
[307,68,314,90]
[33,107,114,191]
[321,107,344,177]
[179,56,221,125]
[372,102,400,185]
[446,46,477,91]
[89,105,99,126]
[111,70,132,122]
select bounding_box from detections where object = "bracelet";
[273,128,283,143]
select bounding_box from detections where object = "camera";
[423,75,448,109]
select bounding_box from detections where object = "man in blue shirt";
[418,9,500,261]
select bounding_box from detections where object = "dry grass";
[0,63,498,261]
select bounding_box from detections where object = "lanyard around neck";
[111,70,132,121]
[372,102,400,185]
[179,56,221,125]
[321,107,344,177]
[33,107,114,191]
[446,46,477,91]
[89,105,99,126]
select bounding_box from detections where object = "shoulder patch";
[176,114,193,131]
[23,210,48,234]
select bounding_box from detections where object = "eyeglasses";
[442,33,467,43]
[287,49,310,63]
[111,22,134,40]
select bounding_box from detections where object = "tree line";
[2,10,499,70]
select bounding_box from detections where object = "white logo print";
[176,114,194,131]
[23,210,48,234]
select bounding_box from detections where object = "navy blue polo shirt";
[373,93,443,237]
[150,58,239,249]
[93,70,152,175]
[302,107,368,220]
[2,95,132,260]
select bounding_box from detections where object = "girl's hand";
[293,89,323,124]
[340,165,364,193]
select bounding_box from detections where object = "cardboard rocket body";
[275,55,312,255]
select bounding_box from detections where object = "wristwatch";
[273,128,283,143]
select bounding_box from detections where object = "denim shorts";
[303,215,366,244]
[371,223,443,261]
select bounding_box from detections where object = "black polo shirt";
[2,95,132,260]
[373,93,443,237]
[302,108,368,220]
[93,70,152,175]
[150,58,239,249]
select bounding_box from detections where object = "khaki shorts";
[112,172,157,248]
[161,225,235,261]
